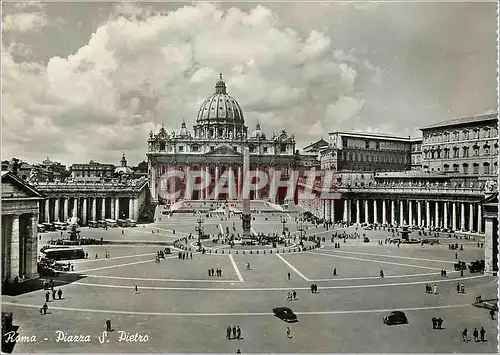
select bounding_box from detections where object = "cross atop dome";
[215,72,227,94]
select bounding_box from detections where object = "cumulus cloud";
[3,11,48,32]
[2,3,393,165]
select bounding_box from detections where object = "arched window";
[483,144,490,156]
[463,130,469,140]
[453,164,459,172]
[462,146,469,157]
[483,127,491,138]
[483,162,490,174]
[473,163,479,174]
[443,164,449,172]
[462,163,469,174]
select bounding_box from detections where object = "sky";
[2,0,497,167]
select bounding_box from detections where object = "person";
[286,327,292,339]
[310,284,315,294]
[456,282,460,293]
[52,289,56,300]
[462,328,468,342]
[433,284,438,294]
[236,349,241,354]
[42,303,48,315]
[333,268,337,276]
[57,289,62,300]
[460,283,466,294]
[232,325,237,339]
[473,327,479,342]
[292,290,297,300]
[380,269,384,278]
[45,291,50,303]
[237,326,241,340]
[106,319,112,331]
[135,285,138,294]
[432,317,437,329]
[226,326,231,340]
[489,309,495,320]
[437,317,443,329]
[287,272,291,280]
[480,327,485,342]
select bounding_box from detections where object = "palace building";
[147,74,318,204]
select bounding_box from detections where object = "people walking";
[232,325,237,339]
[473,327,479,342]
[135,285,138,294]
[292,290,297,300]
[433,284,438,294]
[57,289,62,300]
[286,327,292,339]
[287,272,291,280]
[380,269,384,278]
[333,268,337,276]
[45,291,50,303]
[489,309,495,320]
[226,326,231,340]
[106,319,112,331]
[462,328,468,342]
[236,326,241,340]
[480,327,485,342]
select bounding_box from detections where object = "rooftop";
[329,131,411,141]
[420,113,498,130]
[374,171,449,179]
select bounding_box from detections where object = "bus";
[104,219,117,227]
[117,219,129,227]
[41,247,85,260]
[97,220,106,228]
[88,220,98,228]
[42,223,55,231]
[37,224,46,233]
[126,219,137,227]
[53,222,68,230]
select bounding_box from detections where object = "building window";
[233,146,238,152]
[159,142,166,151]
[483,162,490,174]
[436,150,441,159]
[473,164,479,174]
[192,145,199,152]
[463,130,469,140]
[484,145,490,156]
[453,164,459,172]
[462,164,469,174]
[365,141,370,149]
[263,147,268,153]
[484,128,491,138]
[473,146,479,156]
[210,146,215,151]
[454,132,459,141]
[496,144,499,155]
[444,132,449,142]
[462,146,469,157]
[444,148,450,158]
[443,164,449,172]
[179,146,184,152]
[473,129,479,139]
[494,162,498,174]
[453,147,459,158]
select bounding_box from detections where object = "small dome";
[114,166,133,175]
[250,123,266,139]
[176,120,191,138]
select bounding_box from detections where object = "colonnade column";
[417,201,422,227]
[129,198,133,220]
[101,198,106,220]
[460,203,465,231]
[205,166,210,200]
[343,200,349,222]
[237,166,242,199]
[91,198,97,221]
[110,198,115,220]
[477,204,482,233]
[228,166,235,200]
[444,202,448,229]
[409,201,413,226]
[151,165,157,202]
[115,198,120,220]
[330,200,335,223]
[356,200,361,225]
[10,215,20,279]
[382,200,387,224]
[364,200,369,224]
[134,198,139,220]
[63,198,68,222]
[452,202,457,231]
[185,166,191,200]
[399,200,404,225]
[435,201,439,228]
[82,198,87,225]
[425,201,430,228]
[254,166,260,200]
[44,199,50,223]
[54,198,60,222]
[214,166,220,200]
[373,200,378,224]
[268,166,276,203]
[391,200,395,225]
[469,203,474,232]
[72,198,78,219]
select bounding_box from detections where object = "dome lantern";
[214,72,227,94]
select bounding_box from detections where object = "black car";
[383,311,408,325]
[273,307,298,322]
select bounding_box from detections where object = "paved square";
[2,215,497,353]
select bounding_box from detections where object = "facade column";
[373,200,378,224]
[115,198,120,220]
[101,198,106,220]
[324,200,329,221]
[330,200,335,223]
[391,200,395,225]
[254,166,260,200]
[382,200,387,224]
[460,203,466,231]
[343,199,349,222]
[452,202,457,231]
[134,198,139,220]
[228,166,235,200]
[426,201,430,228]
[44,199,50,223]
[10,215,20,280]
[129,198,133,220]
[399,200,404,225]
[54,198,60,222]
[26,214,38,278]
[151,165,157,202]
[110,198,115,220]
[417,201,422,227]
[63,198,68,222]
[268,166,276,203]
[364,199,369,224]
[435,201,439,228]
[214,166,220,200]
[185,166,191,200]
[72,198,78,219]
[477,204,482,233]
[237,166,242,200]
[91,197,97,221]
[205,166,210,200]
[356,199,361,225]
[82,198,87,225]
[444,202,448,229]
[469,203,474,232]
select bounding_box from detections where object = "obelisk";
[241,147,252,242]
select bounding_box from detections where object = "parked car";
[273,307,298,322]
[383,311,408,325]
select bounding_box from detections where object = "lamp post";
[195,215,204,251]
[298,213,305,241]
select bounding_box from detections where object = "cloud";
[2,3,405,165]
[3,11,48,32]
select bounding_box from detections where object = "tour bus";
[37,224,46,233]
[53,222,68,230]
[42,222,56,231]
[104,219,117,227]
[97,220,107,228]
[126,219,137,227]
[117,219,129,227]
[42,247,85,260]
[88,220,98,228]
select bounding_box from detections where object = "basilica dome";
[196,73,244,125]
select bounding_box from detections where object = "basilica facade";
[147,74,318,204]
